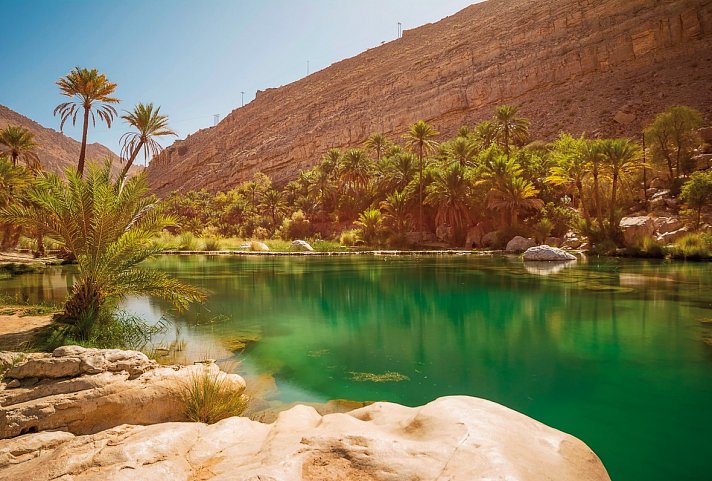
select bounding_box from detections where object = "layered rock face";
[0,104,132,177]
[147,0,712,195]
[0,396,610,481]
[0,346,245,439]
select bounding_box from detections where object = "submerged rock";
[0,346,245,439]
[523,245,577,261]
[0,396,611,481]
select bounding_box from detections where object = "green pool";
[2,254,711,481]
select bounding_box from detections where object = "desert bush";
[670,233,711,260]
[177,232,197,251]
[180,367,249,424]
[253,226,269,240]
[203,237,221,251]
[339,229,360,246]
[279,209,311,240]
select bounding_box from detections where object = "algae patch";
[349,371,410,382]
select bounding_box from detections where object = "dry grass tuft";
[180,367,249,424]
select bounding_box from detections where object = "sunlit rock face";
[0,396,611,481]
[0,346,245,439]
[147,0,712,194]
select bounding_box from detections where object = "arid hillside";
[0,104,133,177]
[148,0,712,195]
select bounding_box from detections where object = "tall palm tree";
[546,134,591,223]
[54,67,119,176]
[340,148,372,194]
[0,157,32,250]
[364,133,390,162]
[494,105,530,156]
[380,190,412,242]
[0,164,204,339]
[578,140,605,230]
[488,175,544,226]
[0,126,40,169]
[119,103,176,179]
[320,148,341,180]
[425,163,472,235]
[259,188,286,230]
[446,136,477,167]
[600,138,642,226]
[404,120,439,237]
[475,120,498,149]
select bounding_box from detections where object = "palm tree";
[425,163,472,235]
[380,190,412,243]
[578,140,606,230]
[0,126,40,169]
[260,188,286,230]
[0,157,32,250]
[494,105,530,156]
[355,208,382,245]
[54,67,119,176]
[0,164,204,339]
[404,120,439,237]
[340,148,372,194]
[475,120,498,149]
[546,134,591,223]
[119,103,176,179]
[488,175,544,226]
[446,136,477,167]
[600,138,642,226]
[320,148,341,180]
[364,133,390,162]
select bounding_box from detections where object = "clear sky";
[1,0,478,165]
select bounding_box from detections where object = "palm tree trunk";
[119,141,144,180]
[36,230,45,257]
[11,152,18,167]
[576,181,590,223]
[593,169,604,230]
[609,172,618,227]
[78,106,90,176]
[418,143,423,241]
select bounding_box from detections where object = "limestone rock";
[0,396,611,481]
[481,231,498,248]
[613,110,636,125]
[656,226,689,244]
[523,245,577,261]
[562,231,583,249]
[699,127,712,143]
[249,241,270,252]
[545,236,562,247]
[146,0,712,195]
[290,239,314,251]
[505,236,536,253]
[653,216,684,235]
[619,216,655,245]
[0,348,245,439]
[464,222,488,248]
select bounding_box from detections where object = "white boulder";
[291,239,314,251]
[523,245,577,261]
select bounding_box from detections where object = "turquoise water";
[2,255,711,481]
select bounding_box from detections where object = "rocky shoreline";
[0,347,611,480]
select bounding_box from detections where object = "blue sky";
[1,0,478,165]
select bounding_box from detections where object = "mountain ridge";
[147,0,712,195]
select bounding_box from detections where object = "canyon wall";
[147,0,712,195]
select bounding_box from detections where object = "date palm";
[260,188,286,230]
[488,175,543,226]
[54,67,119,176]
[119,103,176,179]
[546,134,591,223]
[600,138,642,226]
[494,105,529,156]
[0,164,205,340]
[446,136,477,168]
[340,148,372,194]
[404,120,439,237]
[364,133,390,162]
[380,190,412,242]
[425,163,472,234]
[0,126,40,169]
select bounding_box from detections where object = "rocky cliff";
[147,0,712,195]
[0,105,132,177]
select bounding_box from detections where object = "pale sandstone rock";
[249,241,270,252]
[0,396,611,481]
[656,226,689,244]
[619,216,655,245]
[480,231,498,247]
[653,216,684,235]
[505,236,536,253]
[545,236,562,247]
[523,245,577,261]
[0,347,245,439]
[291,240,314,251]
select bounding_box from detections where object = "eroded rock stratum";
[0,396,610,481]
[148,0,712,194]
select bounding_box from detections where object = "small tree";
[644,106,703,181]
[680,171,712,229]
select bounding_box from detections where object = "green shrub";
[203,237,221,251]
[180,367,249,424]
[279,210,311,240]
[625,236,665,258]
[339,229,360,247]
[670,233,711,260]
[177,232,197,251]
[253,226,269,240]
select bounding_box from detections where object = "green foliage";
[624,236,666,258]
[279,209,311,240]
[644,106,703,181]
[0,164,205,340]
[355,208,383,245]
[0,126,40,169]
[670,233,712,260]
[339,229,360,247]
[180,367,249,424]
[680,171,712,229]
